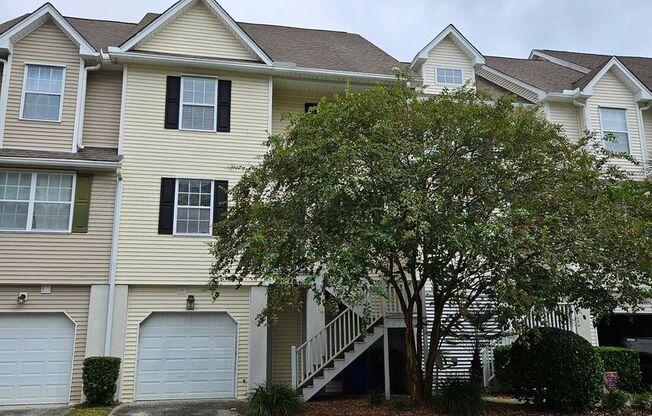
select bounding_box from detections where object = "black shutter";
[212,180,228,234]
[305,102,317,113]
[164,76,181,129]
[158,178,176,234]
[217,80,231,132]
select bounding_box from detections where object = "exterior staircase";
[291,289,402,401]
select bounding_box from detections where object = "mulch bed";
[299,396,627,416]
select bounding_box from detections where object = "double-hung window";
[21,64,65,122]
[436,68,463,85]
[599,107,630,154]
[180,76,217,132]
[0,171,75,232]
[174,178,214,236]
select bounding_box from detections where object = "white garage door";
[0,313,75,405]
[135,312,237,401]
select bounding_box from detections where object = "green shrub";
[388,396,415,411]
[631,392,652,412]
[82,356,121,405]
[509,327,603,410]
[247,384,302,416]
[493,345,511,384]
[432,378,485,416]
[595,346,642,392]
[602,389,630,412]
[367,388,384,406]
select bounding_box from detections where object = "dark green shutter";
[217,80,231,132]
[72,173,92,233]
[212,180,228,234]
[158,178,176,234]
[164,76,181,129]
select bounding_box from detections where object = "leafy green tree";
[208,79,652,402]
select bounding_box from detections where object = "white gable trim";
[529,50,591,74]
[479,65,547,101]
[119,0,272,65]
[582,57,652,102]
[0,3,96,57]
[410,24,485,70]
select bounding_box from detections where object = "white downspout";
[0,57,9,147]
[104,167,123,355]
[76,62,101,150]
[637,103,650,173]
[573,99,592,151]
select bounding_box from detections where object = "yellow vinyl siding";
[116,65,269,285]
[587,70,645,177]
[82,70,122,148]
[0,285,90,404]
[272,89,328,136]
[121,286,251,401]
[0,170,115,285]
[137,1,256,61]
[270,308,302,385]
[548,102,581,143]
[3,20,80,151]
[476,67,539,103]
[422,36,475,95]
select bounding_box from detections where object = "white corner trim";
[479,65,547,101]
[410,24,485,70]
[529,50,591,74]
[0,54,12,148]
[118,65,128,156]
[582,57,652,101]
[119,0,273,65]
[267,75,273,134]
[636,105,649,171]
[0,3,97,56]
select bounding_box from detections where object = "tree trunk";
[405,331,427,402]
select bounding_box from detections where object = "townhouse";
[0,0,649,406]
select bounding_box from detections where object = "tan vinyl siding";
[0,285,90,403]
[643,111,652,167]
[587,70,645,177]
[116,65,269,285]
[82,70,122,148]
[137,2,255,61]
[548,102,581,142]
[270,308,302,385]
[3,20,80,151]
[121,286,250,401]
[476,67,539,103]
[422,36,475,95]
[0,169,115,285]
[272,89,328,136]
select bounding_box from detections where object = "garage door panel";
[0,313,75,405]
[135,312,236,401]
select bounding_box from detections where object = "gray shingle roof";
[484,56,585,93]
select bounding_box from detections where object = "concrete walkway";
[0,405,70,416]
[110,400,243,416]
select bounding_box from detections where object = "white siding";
[272,89,328,136]
[270,309,302,385]
[642,111,652,169]
[476,67,539,103]
[421,36,475,95]
[82,70,122,148]
[548,102,581,143]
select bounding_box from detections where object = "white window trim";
[435,66,464,86]
[598,106,631,154]
[179,75,218,133]
[172,178,214,237]
[0,169,76,233]
[19,62,67,123]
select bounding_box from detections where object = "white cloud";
[1,0,651,61]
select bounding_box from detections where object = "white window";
[0,171,75,232]
[180,76,217,132]
[436,68,463,85]
[174,178,214,236]
[599,107,630,154]
[20,64,65,122]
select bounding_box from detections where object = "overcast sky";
[2,0,651,62]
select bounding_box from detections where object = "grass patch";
[65,406,114,416]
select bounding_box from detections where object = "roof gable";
[581,57,652,101]
[0,3,96,56]
[410,24,484,71]
[119,0,271,64]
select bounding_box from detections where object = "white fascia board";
[410,24,485,70]
[480,65,547,101]
[582,57,652,101]
[529,50,591,74]
[108,50,398,83]
[0,157,120,170]
[0,4,97,57]
[118,0,273,66]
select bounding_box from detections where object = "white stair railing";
[291,287,401,389]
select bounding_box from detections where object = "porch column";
[249,286,268,392]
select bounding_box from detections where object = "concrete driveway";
[110,400,243,416]
[0,406,70,416]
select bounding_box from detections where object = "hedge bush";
[493,344,511,384]
[82,356,121,405]
[247,384,302,416]
[432,378,485,416]
[595,346,642,392]
[510,327,603,410]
